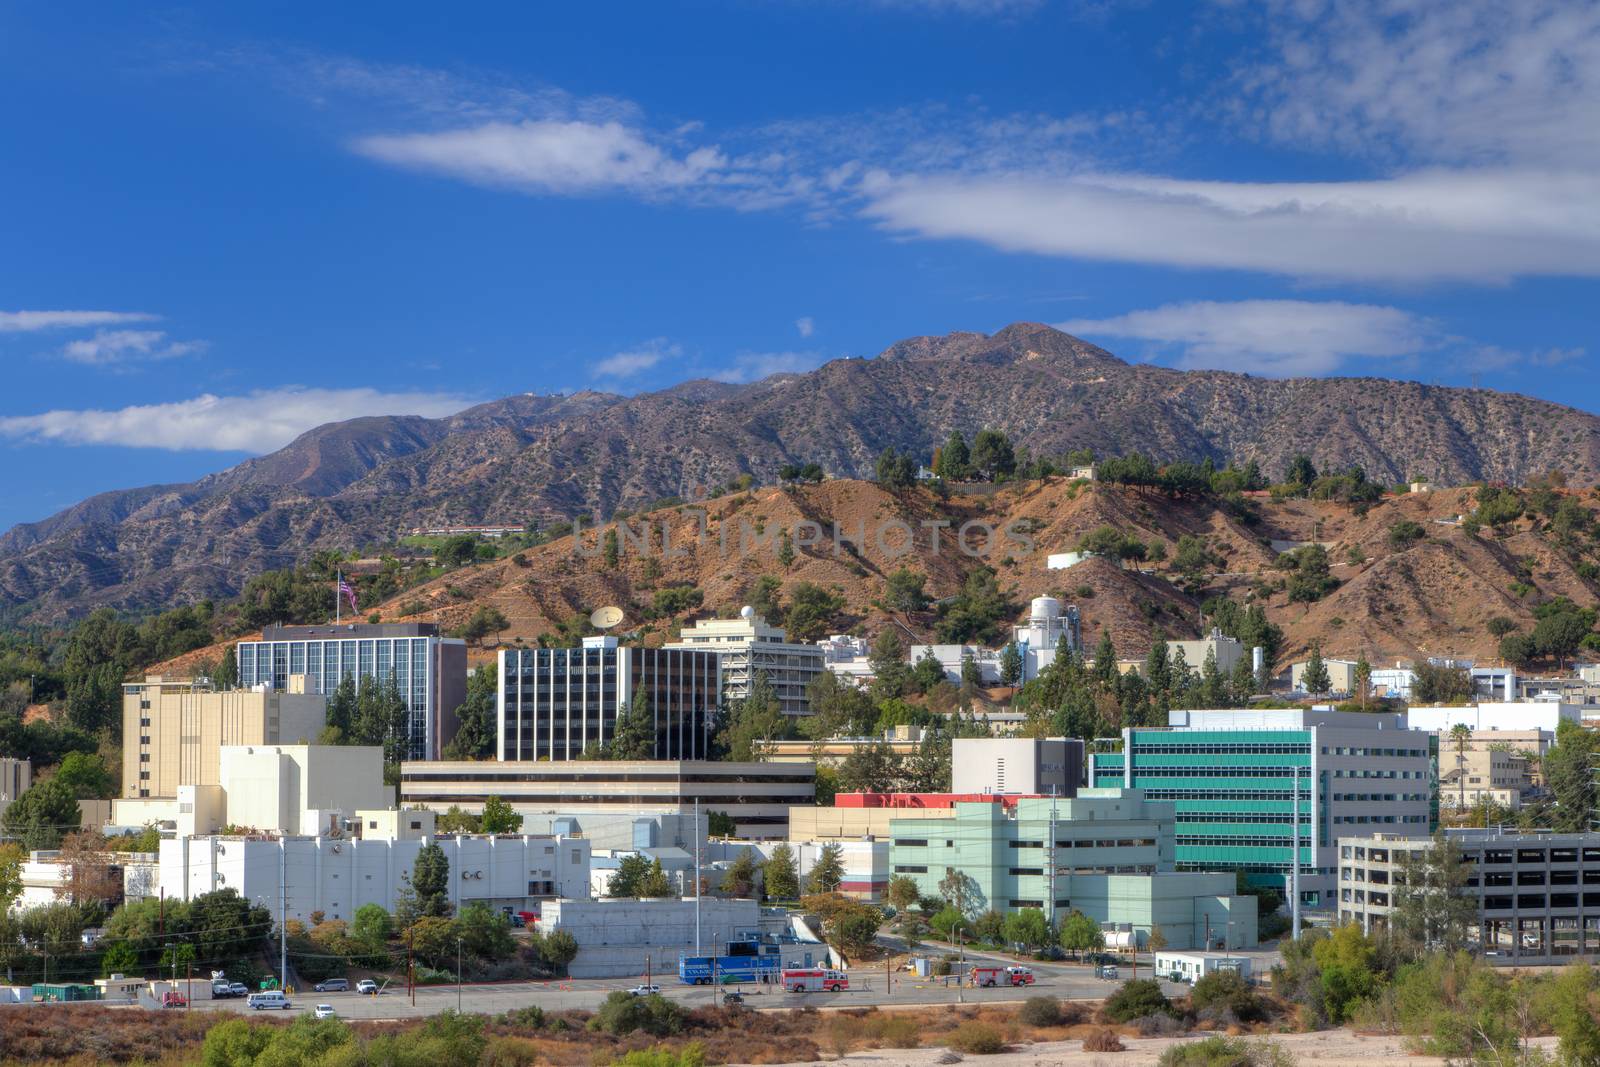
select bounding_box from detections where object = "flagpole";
[336,568,341,624]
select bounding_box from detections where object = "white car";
[314,1004,337,1019]
[627,984,661,996]
[356,979,379,996]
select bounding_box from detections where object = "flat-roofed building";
[498,637,720,761]
[666,610,823,718]
[236,623,467,761]
[951,737,1084,796]
[766,726,928,766]
[1092,708,1437,908]
[400,759,815,839]
[1,757,30,802]
[120,676,326,800]
[1339,830,1600,964]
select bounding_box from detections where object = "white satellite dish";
[740,605,755,620]
[590,605,625,629]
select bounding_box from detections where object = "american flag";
[338,576,359,614]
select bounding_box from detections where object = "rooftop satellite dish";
[590,605,625,630]
[740,605,756,620]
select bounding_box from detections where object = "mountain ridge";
[4,322,1598,623]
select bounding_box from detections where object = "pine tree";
[1353,653,1372,709]
[999,642,1023,686]
[934,431,970,481]
[777,531,795,568]
[716,670,788,761]
[602,527,620,569]
[1301,645,1331,697]
[1093,631,1118,686]
[806,843,845,894]
[1144,639,1172,694]
[722,847,760,897]
[763,843,800,901]
[1229,654,1257,703]
[609,687,658,760]
[1199,647,1227,707]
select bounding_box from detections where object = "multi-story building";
[120,676,327,800]
[666,610,823,718]
[1439,747,1531,810]
[766,726,929,766]
[497,636,720,761]
[1339,830,1600,964]
[160,827,591,924]
[1092,708,1437,907]
[236,623,467,761]
[951,737,1084,797]
[400,758,816,839]
[816,635,873,687]
[1290,658,1360,696]
[887,790,1256,948]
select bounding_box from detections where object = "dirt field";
[746,1028,1562,1067]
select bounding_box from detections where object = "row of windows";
[1176,812,1310,825]
[1323,746,1427,758]
[1177,835,1309,848]
[1132,744,1310,755]
[1331,814,1428,824]
[1331,793,1428,802]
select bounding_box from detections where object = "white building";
[1172,629,1246,676]
[816,635,873,686]
[908,643,1002,686]
[11,849,159,913]
[1404,701,1578,734]
[1046,551,1089,571]
[160,829,591,924]
[1010,597,1081,681]
[666,609,825,718]
[113,744,390,838]
[951,736,1084,796]
[1370,665,1417,699]
[543,896,825,978]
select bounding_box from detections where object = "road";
[181,958,1189,1021]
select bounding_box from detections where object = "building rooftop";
[257,622,444,639]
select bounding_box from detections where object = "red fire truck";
[780,968,850,993]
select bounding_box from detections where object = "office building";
[1439,746,1531,810]
[816,635,873,687]
[766,726,929,766]
[160,829,591,924]
[236,623,467,761]
[114,744,390,838]
[1291,657,1360,695]
[886,790,1256,948]
[1339,830,1600,964]
[1405,701,1577,735]
[666,609,824,718]
[497,637,720,761]
[1092,708,1437,907]
[951,737,1084,797]
[121,676,326,800]
[542,897,821,979]
[1,757,30,802]
[400,758,816,838]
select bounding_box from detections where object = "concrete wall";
[218,745,387,834]
[543,897,819,979]
[952,737,1083,796]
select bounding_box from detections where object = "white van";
[247,991,292,1011]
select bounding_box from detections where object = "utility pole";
[408,929,415,1007]
[279,836,288,991]
[456,937,463,1013]
[694,799,701,957]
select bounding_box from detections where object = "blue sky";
[3,1,1599,532]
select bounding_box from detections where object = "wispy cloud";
[1059,300,1437,376]
[0,310,158,332]
[709,350,828,383]
[795,316,815,338]
[1461,345,1587,373]
[863,168,1600,284]
[0,388,475,453]
[594,338,682,379]
[60,329,207,366]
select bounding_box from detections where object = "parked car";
[315,978,349,993]
[356,980,379,996]
[162,991,188,1009]
[508,913,525,928]
[212,982,237,999]
[228,983,248,997]
[247,991,292,1011]
[314,1004,337,1019]
[722,991,745,1005]
[627,984,661,996]
[1096,964,1119,980]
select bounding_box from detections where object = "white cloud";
[1461,345,1587,373]
[1236,0,1600,167]
[60,329,207,366]
[593,338,681,378]
[0,388,475,453]
[0,310,158,332]
[795,316,815,338]
[1058,300,1437,376]
[709,351,827,383]
[355,120,736,199]
[862,168,1600,283]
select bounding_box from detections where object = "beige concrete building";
[787,804,949,842]
[1291,657,1360,695]
[121,676,326,800]
[666,609,824,718]
[766,726,927,766]
[1440,746,1531,810]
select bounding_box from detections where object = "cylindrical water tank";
[1030,596,1061,622]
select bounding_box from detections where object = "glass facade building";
[236,623,467,761]
[1092,709,1437,907]
[497,637,720,761]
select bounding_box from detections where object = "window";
[895,839,929,848]
[894,865,928,874]
[410,821,421,830]
[368,821,378,830]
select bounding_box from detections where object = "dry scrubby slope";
[152,479,1600,678]
[8,321,1600,624]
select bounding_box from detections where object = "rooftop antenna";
[589,605,625,630]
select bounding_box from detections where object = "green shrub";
[1018,996,1063,1027]
[946,1022,1006,1055]
[1190,969,1264,1022]
[1082,1028,1125,1052]
[499,1005,545,1030]
[1157,1035,1292,1066]
[872,1015,921,1048]
[610,1043,707,1067]
[1103,978,1173,1023]
[589,992,686,1038]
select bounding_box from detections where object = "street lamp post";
[456,938,463,1013]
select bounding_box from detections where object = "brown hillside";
[151,480,1600,678]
